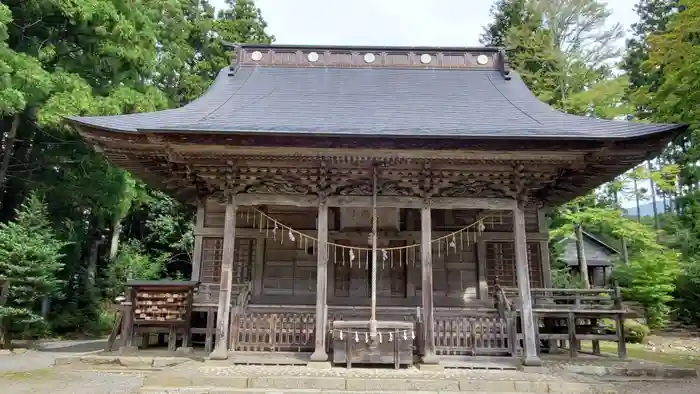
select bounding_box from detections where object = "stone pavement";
[139,362,616,393]
[1,341,700,393]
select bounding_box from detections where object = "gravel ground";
[0,339,143,394]
[613,380,700,394]
[0,369,144,394]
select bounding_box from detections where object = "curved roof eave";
[65,65,687,142]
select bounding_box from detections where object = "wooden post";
[191,201,205,281]
[614,286,627,359]
[420,201,438,363]
[513,202,541,366]
[477,239,488,302]
[310,198,329,362]
[210,194,237,360]
[575,222,591,289]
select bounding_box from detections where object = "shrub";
[600,318,650,344]
[614,249,680,329]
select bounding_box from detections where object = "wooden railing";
[433,315,510,356]
[233,311,316,352]
[501,287,631,358]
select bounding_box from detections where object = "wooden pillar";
[513,202,541,366]
[537,208,552,288]
[210,195,237,360]
[476,239,488,302]
[191,202,205,281]
[420,202,438,363]
[310,198,329,362]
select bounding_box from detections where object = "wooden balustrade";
[233,311,316,352]
[500,287,631,359]
[433,315,511,356]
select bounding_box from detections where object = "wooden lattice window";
[200,237,223,283]
[485,241,544,293]
[199,237,255,284]
[485,242,516,294]
[527,242,543,288]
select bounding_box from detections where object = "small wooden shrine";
[67,44,686,366]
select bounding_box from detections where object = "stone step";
[139,388,527,394]
[142,373,614,393]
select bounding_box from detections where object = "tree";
[0,0,274,336]
[0,193,66,347]
[480,0,530,48]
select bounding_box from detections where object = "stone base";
[420,354,440,365]
[117,345,139,354]
[176,346,194,356]
[521,354,543,367]
[208,348,229,360]
[417,362,444,371]
[306,361,332,369]
[519,364,548,373]
[309,350,328,362]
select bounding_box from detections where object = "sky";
[209,0,653,210]
[211,0,640,47]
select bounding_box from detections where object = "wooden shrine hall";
[67,44,686,367]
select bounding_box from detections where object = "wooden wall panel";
[262,238,317,296]
[203,200,225,228]
[412,242,478,302]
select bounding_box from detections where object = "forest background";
[0,0,698,345]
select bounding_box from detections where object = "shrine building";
[66,44,686,367]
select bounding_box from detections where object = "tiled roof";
[67,65,683,139]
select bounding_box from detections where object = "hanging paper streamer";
[243,207,491,270]
[333,329,415,344]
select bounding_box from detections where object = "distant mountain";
[623,200,675,218]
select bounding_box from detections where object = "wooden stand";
[121,280,198,353]
[332,320,414,369]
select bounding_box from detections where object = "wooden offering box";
[123,280,198,352]
[332,320,414,369]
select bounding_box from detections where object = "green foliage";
[0,0,272,338]
[601,318,651,344]
[615,250,680,328]
[0,193,67,341]
[105,240,166,299]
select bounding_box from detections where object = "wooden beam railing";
[501,287,631,359]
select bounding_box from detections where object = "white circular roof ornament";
[420,53,432,64]
[307,52,319,62]
[476,54,489,65]
[364,53,376,63]
[251,51,263,61]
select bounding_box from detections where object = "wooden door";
[334,245,371,298]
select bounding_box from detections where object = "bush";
[600,318,650,344]
[614,249,680,329]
